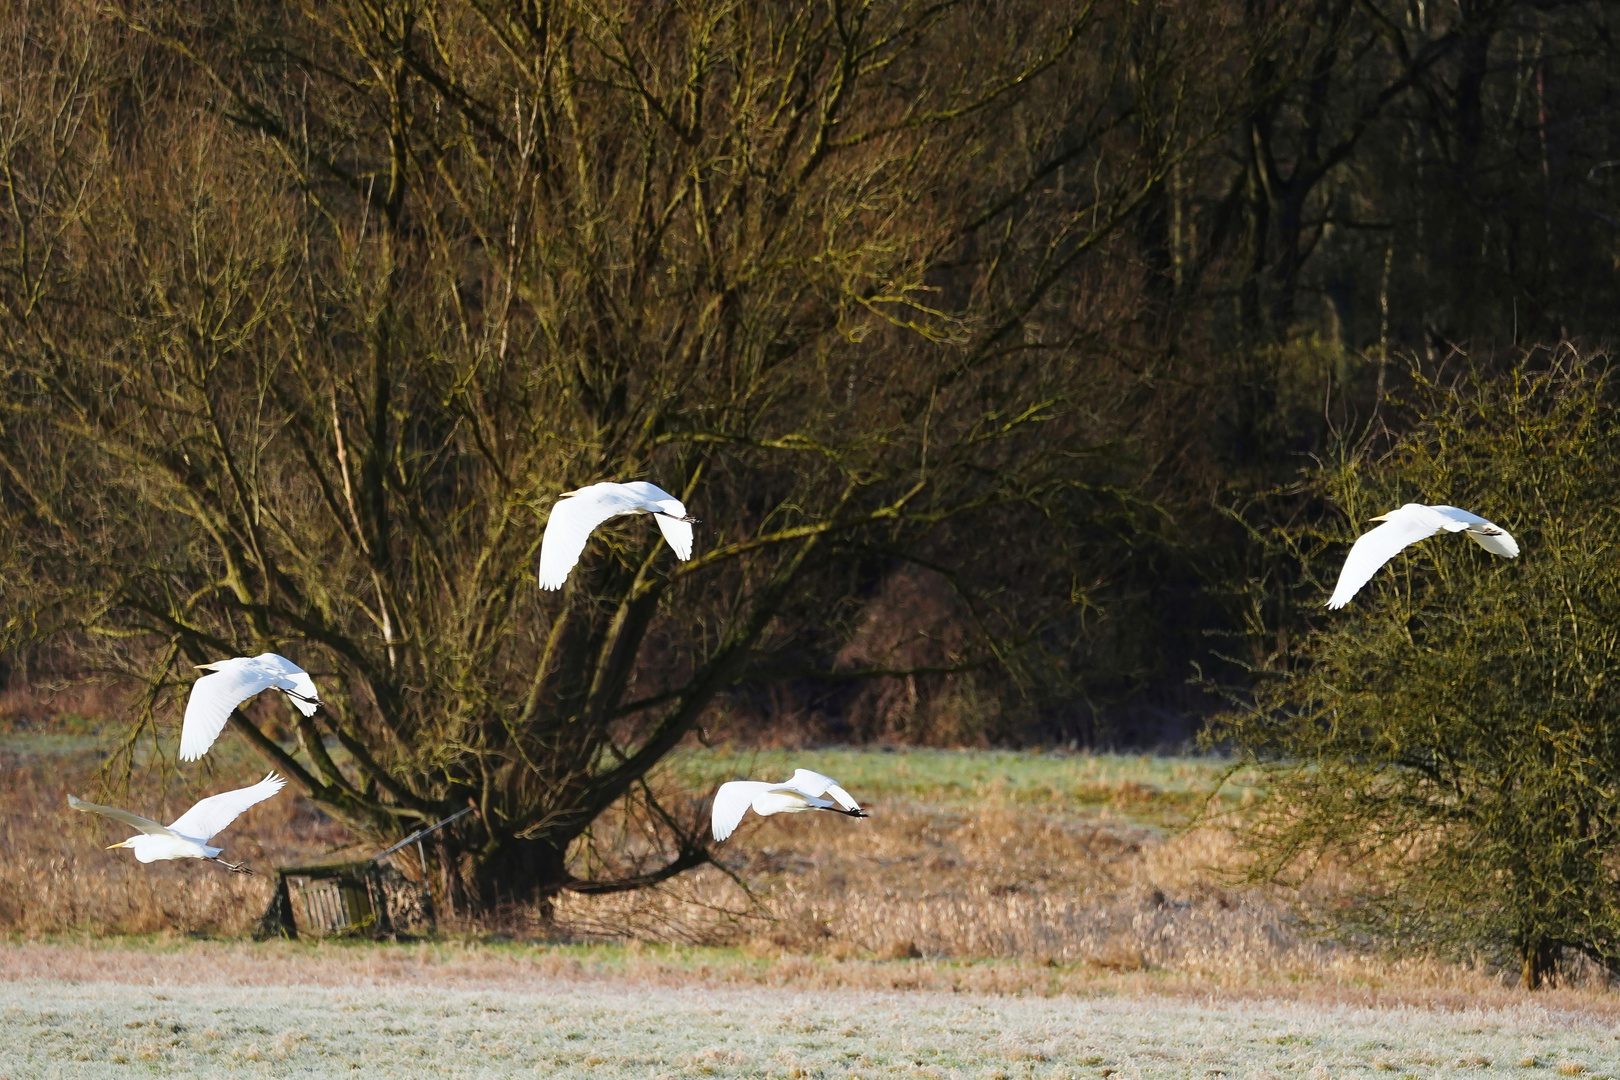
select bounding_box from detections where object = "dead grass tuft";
[874,938,922,960]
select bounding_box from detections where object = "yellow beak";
[1368,514,1389,522]
[106,839,132,849]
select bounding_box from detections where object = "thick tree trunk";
[431,832,572,923]
[1521,936,1560,990]
[477,838,571,915]
[425,824,708,925]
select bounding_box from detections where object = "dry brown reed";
[546,802,1421,990]
[0,751,351,936]
[3,738,1614,1004]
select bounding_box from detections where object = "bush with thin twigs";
[1214,349,1620,990]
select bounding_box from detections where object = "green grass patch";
[2,706,1263,830]
[661,746,1262,827]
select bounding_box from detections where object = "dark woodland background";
[3,0,1618,751]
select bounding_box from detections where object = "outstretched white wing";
[1464,527,1520,558]
[711,780,772,842]
[619,481,680,505]
[167,773,287,842]
[1433,506,1520,558]
[67,795,174,837]
[180,658,296,761]
[1431,504,1491,528]
[277,667,322,718]
[251,653,321,717]
[181,666,262,762]
[1325,512,1445,609]
[653,513,694,562]
[538,485,642,590]
[822,784,860,811]
[788,769,860,810]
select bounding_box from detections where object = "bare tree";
[0,0,1266,913]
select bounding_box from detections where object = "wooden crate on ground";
[255,859,433,940]
[254,805,473,940]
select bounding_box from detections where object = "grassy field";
[4,940,1620,1078]
[0,714,1551,986]
[3,713,1273,960]
[5,706,1620,1078]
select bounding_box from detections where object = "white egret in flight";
[180,653,321,761]
[711,769,867,842]
[538,481,697,590]
[67,772,287,874]
[1326,503,1520,609]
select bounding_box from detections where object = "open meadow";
[5,716,1620,1076]
[5,944,1620,1079]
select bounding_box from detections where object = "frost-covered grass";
[3,969,1619,1079]
[0,937,1546,1004]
